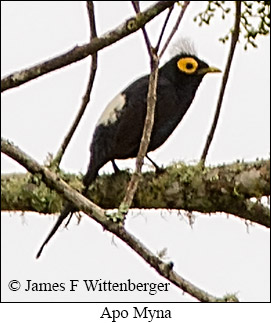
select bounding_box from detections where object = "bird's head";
[175,55,221,76]
[160,38,221,88]
[160,53,221,87]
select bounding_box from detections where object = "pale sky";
[1,1,270,320]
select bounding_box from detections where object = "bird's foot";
[111,160,121,174]
[146,155,165,175]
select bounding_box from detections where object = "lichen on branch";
[2,159,269,228]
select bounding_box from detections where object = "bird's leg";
[111,159,121,174]
[146,154,164,174]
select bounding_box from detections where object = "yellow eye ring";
[177,57,198,74]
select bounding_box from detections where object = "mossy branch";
[2,158,269,228]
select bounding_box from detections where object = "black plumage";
[36,52,220,258]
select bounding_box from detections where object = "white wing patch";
[97,93,126,126]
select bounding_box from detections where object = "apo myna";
[36,50,221,258]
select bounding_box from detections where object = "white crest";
[169,37,197,57]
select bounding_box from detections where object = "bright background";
[1,0,270,309]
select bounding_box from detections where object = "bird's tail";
[36,158,101,259]
[82,162,99,192]
[36,203,76,259]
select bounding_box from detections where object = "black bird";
[36,50,221,258]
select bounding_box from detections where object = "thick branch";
[1,137,232,302]
[1,1,175,93]
[2,157,269,228]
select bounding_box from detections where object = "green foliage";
[193,1,270,50]
[241,1,270,49]
[193,1,231,25]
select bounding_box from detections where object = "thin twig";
[86,1,97,36]
[131,1,153,56]
[200,1,242,165]
[155,6,174,53]
[1,137,234,302]
[158,1,190,59]
[53,1,98,167]
[119,3,161,214]
[131,1,140,12]
[119,54,159,213]
[1,1,176,93]
[119,1,191,216]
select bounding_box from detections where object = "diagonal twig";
[117,3,161,216]
[118,52,159,215]
[159,1,190,59]
[155,5,174,53]
[1,137,237,302]
[131,1,153,56]
[118,1,190,218]
[52,1,98,167]
[200,1,242,165]
[1,1,176,93]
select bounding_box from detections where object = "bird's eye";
[186,63,193,70]
[177,57,198,74]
